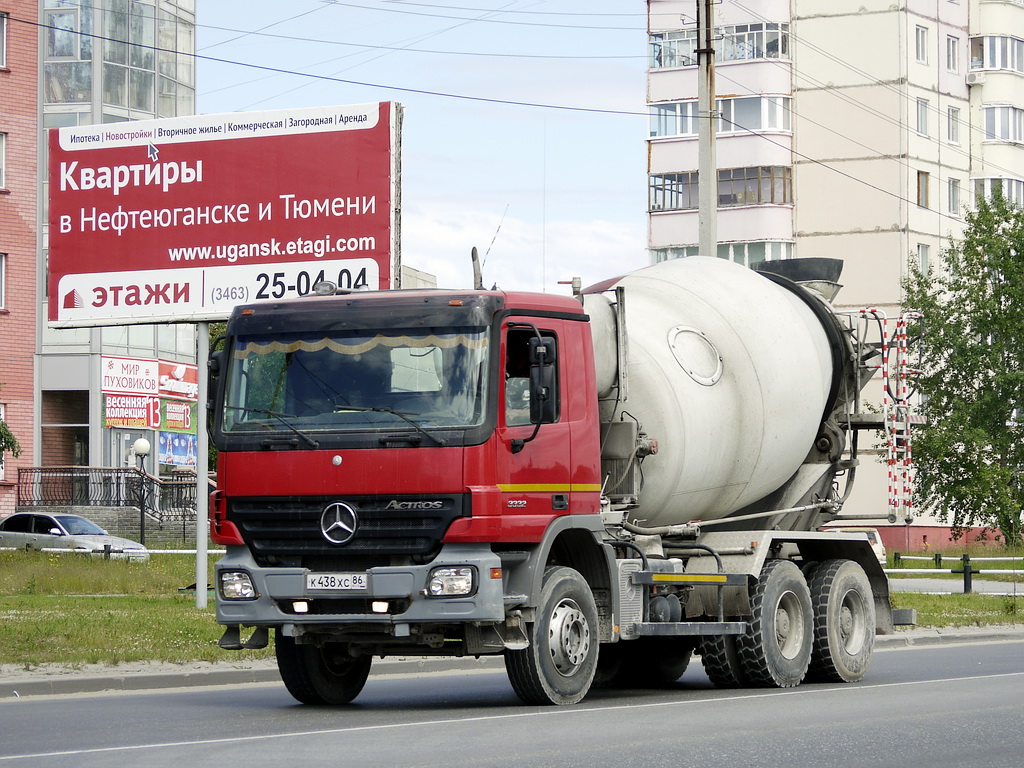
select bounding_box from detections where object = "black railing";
[16,466,205,525]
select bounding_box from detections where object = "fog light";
[293,601,309,614]
[371,601,389,613]
[427,566,475,597]
[220,571,257,600]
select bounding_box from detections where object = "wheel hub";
[548,598,591,677]
[775,589,805,660]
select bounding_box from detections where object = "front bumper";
[215,542,506,630]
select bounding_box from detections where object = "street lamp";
[133,437,151,545]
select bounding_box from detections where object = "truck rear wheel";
[805,559,875,682]
[275,630,371,705]
[505,566,599,705]
[737,559,813,688]
[700,634,747,688]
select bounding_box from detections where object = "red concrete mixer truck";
[207,255,915,706]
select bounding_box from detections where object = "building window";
[649,23,789,69]
[948,106,961,144]
[947,36,960,72]
[0,12,8,68]
[0,253,6,310]
[948,178,961,216]
[916,98,929,136]
[0,132,6,188]
[975,177,1024,207]
[983,105,1024,142]
[652,97,793,138]
[971,35,1024,73]
[649,167,792,211]
[917,171,930,208]
[917,244,930,273]
[651,242,792,265]
[916,26,929,64]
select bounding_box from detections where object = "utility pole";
[697,0,717,258]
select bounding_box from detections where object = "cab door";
[494,320,573,534]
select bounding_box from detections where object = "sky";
[193,1,651,294]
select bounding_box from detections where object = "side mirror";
[529,363,558,424]
[208,348,225,378]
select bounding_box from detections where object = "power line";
[319,1,643,30]
[13,15,645,117]
[234,0,557,110]
[16,13,974,219]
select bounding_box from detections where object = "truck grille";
[228,495,466,566]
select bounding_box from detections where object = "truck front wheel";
[737,559,813,688]
[275,630,372,705]
[505,566,599,705]
[805,559,875,682]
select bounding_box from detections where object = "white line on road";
[2,668,1024,762]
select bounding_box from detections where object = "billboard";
[48,102,401,327]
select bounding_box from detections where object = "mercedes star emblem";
[320,501,358,545]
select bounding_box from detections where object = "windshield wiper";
[226,406,320,449]
[334,405,448,447]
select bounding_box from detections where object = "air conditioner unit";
[966,71,986,86]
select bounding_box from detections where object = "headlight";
[427,566,476,597]
[220,571,258,600]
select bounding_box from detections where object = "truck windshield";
[222,328,489,433]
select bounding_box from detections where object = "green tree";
[903,192,1024,546]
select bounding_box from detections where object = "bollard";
[961,553,972,594]
[934,553,943,568]
[103,544,112,560]
[894,551,902,567]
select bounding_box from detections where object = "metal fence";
[16,466,204,525]
[889,553,1024,594]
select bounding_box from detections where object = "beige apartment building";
[646,0,1024,537]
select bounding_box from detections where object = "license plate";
[306,573,367,591]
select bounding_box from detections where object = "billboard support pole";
[195,322,209,610]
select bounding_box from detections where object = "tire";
[275,629,372,705]
[737,559,813,688]
[805,559,876,683]
[700,634,747,688]
[505,566,599,705]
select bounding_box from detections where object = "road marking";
[2,668,1024,761]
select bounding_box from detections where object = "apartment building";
[646,0,1024,530]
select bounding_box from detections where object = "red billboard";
[48,102,401,327]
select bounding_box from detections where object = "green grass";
[0,550,273,668]
[0,550,1020,668]
[891,592,1022,628]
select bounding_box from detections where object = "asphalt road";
[1,639,1022,768]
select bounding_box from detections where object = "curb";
[2,627,1020,699]
[0,655,506,700]
[875,625,1024,649]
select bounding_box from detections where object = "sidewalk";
[2,624,1021,699]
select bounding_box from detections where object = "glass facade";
[43,0,195,122]
[39,0,198,471]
